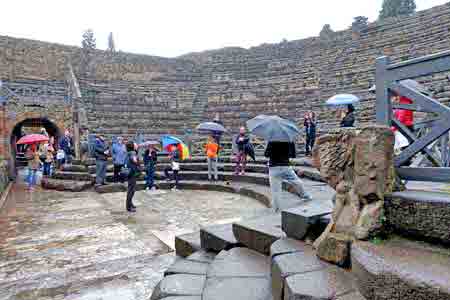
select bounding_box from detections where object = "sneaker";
[171,187,177,191]
[151,186,157,191]
[127,207,136,212]
[303,194,313,201]
[146,187,150,191]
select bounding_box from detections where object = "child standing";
[144,145,158,190]
[164,145,181,190]
[205,136,219,181]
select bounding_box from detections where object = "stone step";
[385,190,450,245]
[82,156,312,167]
[175,232,202,258]
[60,164,87,173]
[281,201,333,241]
[150,274,206,300]
[352,236,450,300]
[200,223,241,252]
[270,241,358,300]
[232,214,285,255]
[52,171,93,182]
[41,178,93,192]
[88,162,269,174]
[203,247,272,300]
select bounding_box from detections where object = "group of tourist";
[24,129,74,190]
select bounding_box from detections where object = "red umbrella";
[16,134,49,145]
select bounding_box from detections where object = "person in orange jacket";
[205,136,219,181]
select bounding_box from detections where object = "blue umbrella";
[161,135,184,148]
[246,115,300,142]
[196,122,227,133]
[326,94,360,106]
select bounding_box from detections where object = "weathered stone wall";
[1,3,450,140]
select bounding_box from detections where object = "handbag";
[172,161,180,171]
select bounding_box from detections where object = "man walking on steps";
[265,141,312,212]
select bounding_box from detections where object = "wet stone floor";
[0,184,270,300]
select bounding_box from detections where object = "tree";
[379,0,416,20]
[81,29,96,51]
[107,32,115,52]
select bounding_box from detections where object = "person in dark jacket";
[340,105,355,128]
[304,112,316,156]
[234,127,250,175]
[126,141,140,212]
[59,129,73,165]
[144,145,158,190]
[94,135,109,187]
[265,141,312,212]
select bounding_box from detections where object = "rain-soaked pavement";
[0,184,272,300]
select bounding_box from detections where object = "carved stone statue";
[312,125,396,266]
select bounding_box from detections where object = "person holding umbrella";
[247,115,312,211]
[26,144,41,190]
[340,104,356,128]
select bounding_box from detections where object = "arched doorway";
[10,118,61,173]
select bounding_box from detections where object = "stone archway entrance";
[10,118,61,173]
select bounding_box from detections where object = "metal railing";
[376,50,450,182]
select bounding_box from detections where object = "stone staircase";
[150,190,450,300]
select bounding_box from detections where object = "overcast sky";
[1,0,448,57]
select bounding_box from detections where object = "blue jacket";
[112,143,127,165]
[59,136,72,154]
[94,139,108,161]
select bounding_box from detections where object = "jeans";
[145,165,155,188]
[113,164,124,182]
[64,151,72,164]
[269,166,312,211]
[207,157,218,180]
[43,162,51,176]
[305,134,315,155]
[96,159,107,185]
[27,168,37,187]
[127,176,137,210]
[164,167,179,188]
[234,151,247,174]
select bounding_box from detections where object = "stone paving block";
[271,248,328,300]
[207,247,270,278]
[175,232,201,258]
[164,258,210,276]
[186,250,216,264]
[316,232,353,268]
[160,297,202,300]
[282,202,332,240]
[202,277,272,300]
[270,237,306,259]
[200,223,240,252]
[232,214,285,255]
[284,267,355,300]
[95,183,127,193]
[150,274,206,300]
